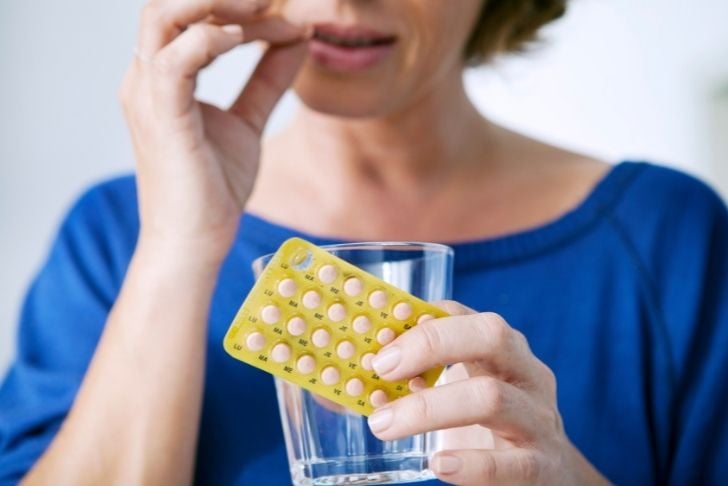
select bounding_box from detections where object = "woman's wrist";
[135,231,234,277]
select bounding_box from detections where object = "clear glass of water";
[252,241,454,486]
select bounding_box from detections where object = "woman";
[1,0,726,484]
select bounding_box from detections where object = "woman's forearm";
[23,241,221,485]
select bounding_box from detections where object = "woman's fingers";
[138,0,270,56]
[148,23,245,116]
[431,448,545,485]
[367,376,545,442]
[228,41,308,134]
[147,20,307,118]
[433,300,477,317]
[371,308,544,390]
[239,15,311,45]
[152,15,306,73]
[153,23,244,77]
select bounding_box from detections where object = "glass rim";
[252,240,454,274]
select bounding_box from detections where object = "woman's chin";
[292,76,400,119]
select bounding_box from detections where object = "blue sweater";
[1,162,727,485]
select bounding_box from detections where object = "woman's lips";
[309,24,397,73]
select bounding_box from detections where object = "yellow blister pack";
[223,237,449,416]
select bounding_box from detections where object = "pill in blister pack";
[223,237,449,416]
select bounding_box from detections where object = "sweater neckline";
[239,161,646,271]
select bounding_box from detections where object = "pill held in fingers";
[223,238,449,416]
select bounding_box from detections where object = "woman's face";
[275,0,484,118]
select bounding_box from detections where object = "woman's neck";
[250,70,606,241]
[277,70,493,202]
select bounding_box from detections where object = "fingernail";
[372,346,401,375]
[433,454,462,474]
[368,407,394,433]
[222,24,243,38]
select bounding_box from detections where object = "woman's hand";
[119,0,309,264]
[367,301,609,485]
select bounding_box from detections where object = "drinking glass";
[252,241,454,485]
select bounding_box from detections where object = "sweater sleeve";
[667,183,728,484]
[614,165,728,483]
[0,178,136,483]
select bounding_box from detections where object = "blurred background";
[1,0,727,373]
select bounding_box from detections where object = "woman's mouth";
[309,24,397,73]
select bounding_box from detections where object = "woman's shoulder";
[625,162,725,212]
[56,174,140,262]
[608,161,727,316]
[65,174,139,226]
[72,173,138,209]
[612,161,727,231]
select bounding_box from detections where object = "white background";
[2,0,728,373]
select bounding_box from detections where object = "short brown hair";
[465,0,567,65]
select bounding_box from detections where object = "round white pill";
[261,305,281,325]
[376,327,396,346]
[277,279,297,298]
[271,343,291,363]
[296,355,316,374]
[287,316,306,336]
[245,332,266,352]
[408,376,427,392]
[318,264,338,284]
[368,290,388,309]
[417,314,435,324]
[336,340,356,360]
[343,277,363,297]
[312,328,331,348]
[327,303,346,322]
[302,290,322,309]
[360,352,375,371]
[369,389,388,407]
[393,302,413,321]
[321,366,340,385]
[352,315,372,334]
[345,378,364,397]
